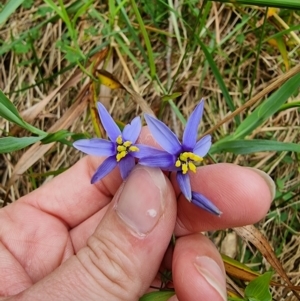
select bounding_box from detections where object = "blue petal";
[97,102,121,141]
[73,139,115,156]
[193,135,211,157]
[122,116,141,143]
[91,156,117,183]
[176,172,191,200]
[191,192,222,216]
[133,145,169,158]
[144,114,181,154]
[137,146,176,170]
[182,99,204,149]
[119,156,135,179]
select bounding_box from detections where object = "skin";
[0,131,274,301]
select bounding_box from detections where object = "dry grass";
[0,0,299,299]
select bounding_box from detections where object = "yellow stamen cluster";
[115,135,139,162]
[175,152,203,174]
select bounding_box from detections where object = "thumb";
[19,166,177,301]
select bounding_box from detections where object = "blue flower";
[73,102,142,183]
[138,99,212,201]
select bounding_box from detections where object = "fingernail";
[247,168,276,200]
[115,166,166,236]
[194,256,227,301]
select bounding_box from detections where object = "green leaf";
[22,0,34,9]
[0,90,28,127]
[210,139,300,155]
[236,33,245,45]
[0,136,44,153]
[232,72,300,140]
[0,0,25,25]
[0,90,46,135]
[245,272,273,301]
[41,130,72,144]
[36,6,54,16]
[162,92,183,102]
[13,41,31,54]
[139,291,175,301]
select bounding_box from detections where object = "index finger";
[21,156,123,228]
[174,163,275,235]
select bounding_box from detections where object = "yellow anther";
[123,141,132,147]
[116,136,123,144]
[116,151,127,162]
[175,159,181,167]
[188,162,197,173]
[117,145,126,152]
[190,153,203,162]
[129,146,139,152]
[185,152,193,158]
[182,163,188,174]
[179,153,188,162]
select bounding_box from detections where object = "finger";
[174,164,275,235]
[172,233,227,301]
[19,166,177,300]
[20,155,122,228]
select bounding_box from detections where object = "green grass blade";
[0,136,44,153]
[116,0,148,63]
[195,38,240,124]
[265,24,300,43]
[232,72,300,140]
[208,0,300,9]
[278,101,300,112]
[168,99,186,125]
[249,9,267,99]
[219,13,255,47]
[210,139,300,155]
[130,0,156,79]
[0,0,25,25]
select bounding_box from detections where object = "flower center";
[175,152,203,174]
[115,135,139,162]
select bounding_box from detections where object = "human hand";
[0,142,274,300]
